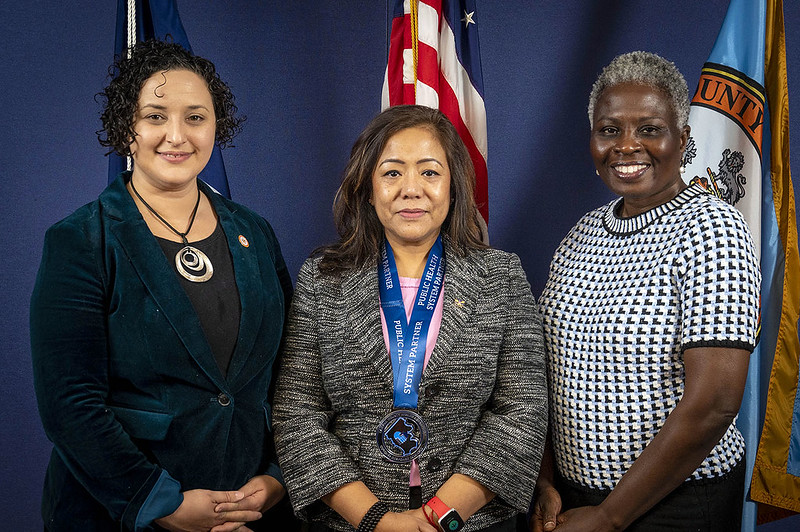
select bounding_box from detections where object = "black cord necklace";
[130,177,214,282]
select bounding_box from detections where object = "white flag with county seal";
[683,63,764,252]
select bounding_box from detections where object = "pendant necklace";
[130,178,214,282]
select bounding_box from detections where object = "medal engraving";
[376,409,428,463]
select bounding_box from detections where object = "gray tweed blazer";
[273,243,547,531]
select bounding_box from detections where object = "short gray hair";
[587,51,690,130]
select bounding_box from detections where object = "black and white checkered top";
[539,184,760,490]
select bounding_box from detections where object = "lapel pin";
[454,298,465,307]
[238,235,250,248]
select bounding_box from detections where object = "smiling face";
[129,69,216,192]
[590,82,690,217]
[370,126,451,252]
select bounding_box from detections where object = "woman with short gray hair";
[531,52,760,531]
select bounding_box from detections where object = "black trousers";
[555,460,745,532]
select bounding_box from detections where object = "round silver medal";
[376,409,428,463]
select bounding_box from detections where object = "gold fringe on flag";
[410,0,419,99]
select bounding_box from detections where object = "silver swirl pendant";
[175,245,213,282]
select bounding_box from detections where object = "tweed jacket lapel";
[423,243,487,377]
[102,175,225,389]
[342,240,488,390]
[344,260,394,387]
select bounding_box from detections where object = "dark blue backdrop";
[2,2,799,529]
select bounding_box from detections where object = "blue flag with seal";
[682,0,800,527]
[109,0,231,198]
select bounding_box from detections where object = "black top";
[157,222,241,377]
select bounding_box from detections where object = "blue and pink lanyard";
[378,236,445,410]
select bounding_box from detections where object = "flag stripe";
[385,16,406,108]
[750,0,800,513]
[382,0,488,223]
[442,0,484,96]
[438,14,487,158]
[416,42,440,89]
[416,1,440,48]
[703,63,766,100]
[415,80,441,109]
[436,75,488,212]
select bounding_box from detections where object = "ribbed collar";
[602,184,707,236]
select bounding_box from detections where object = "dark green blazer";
[31,174,292,531]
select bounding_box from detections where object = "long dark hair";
[317,105,486,274]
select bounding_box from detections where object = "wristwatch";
[425,496,465,531]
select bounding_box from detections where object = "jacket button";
[217,393,231,406]
[424,383,440,398]
[427,457,442,472]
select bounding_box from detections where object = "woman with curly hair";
[31,39,296,531]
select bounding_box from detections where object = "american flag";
[382,0,488,224]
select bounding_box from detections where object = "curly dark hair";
[317,105,486,274]
[97,39,244,156]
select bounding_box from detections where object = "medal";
[376,409,429,463]
[376,236,444,463]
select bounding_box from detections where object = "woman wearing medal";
[273,105,548,532]
[30,40,297,530]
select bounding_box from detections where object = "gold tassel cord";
[410,0,419,100]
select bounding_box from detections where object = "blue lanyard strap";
[378,235,445,409]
